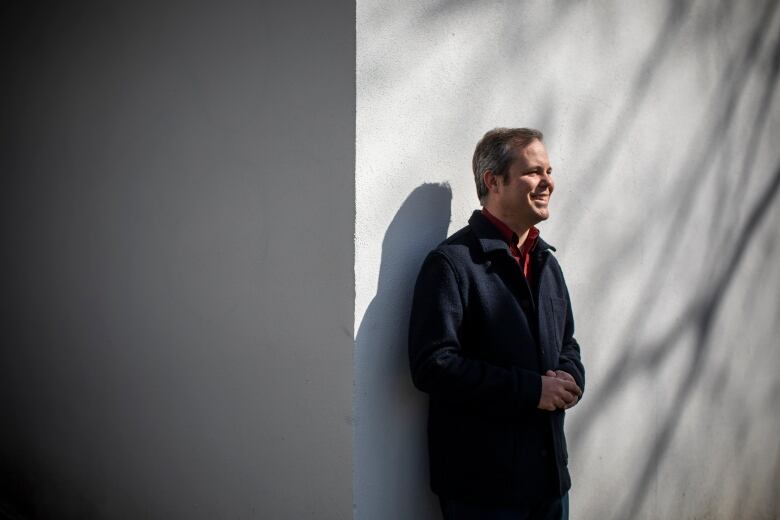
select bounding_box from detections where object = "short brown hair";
[472,127,544,203]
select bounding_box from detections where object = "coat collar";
[468,210,557,255]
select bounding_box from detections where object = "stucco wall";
[356,1,780,519]
[0,2,354,518]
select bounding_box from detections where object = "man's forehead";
[513,140,550,166]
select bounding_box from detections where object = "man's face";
[494,139,554,224]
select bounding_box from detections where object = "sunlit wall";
[356,1,780,519]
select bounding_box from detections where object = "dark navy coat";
[408,210,585,505]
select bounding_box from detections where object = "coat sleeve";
[408,251,543,413]
[555,283,585,399]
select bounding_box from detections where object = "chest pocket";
[546,296,567,351]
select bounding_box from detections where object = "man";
[408,128,585,520]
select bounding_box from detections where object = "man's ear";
[483,170,499,193]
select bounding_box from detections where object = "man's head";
[473,127,554,226]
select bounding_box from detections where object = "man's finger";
[555,370,575,382]
[561,380,582,396]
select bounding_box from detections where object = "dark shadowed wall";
[0,1,354,518]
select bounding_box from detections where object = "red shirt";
[481,207,539,283]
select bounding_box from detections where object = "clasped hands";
[537,370,581,411]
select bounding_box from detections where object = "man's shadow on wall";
[355,183,452,519]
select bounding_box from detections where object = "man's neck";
[483,204,533,244]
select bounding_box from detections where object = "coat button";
[520,299,530,309]
[541,449,548,457]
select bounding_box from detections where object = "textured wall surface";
[0,2,354,518]
[356,1,780,519]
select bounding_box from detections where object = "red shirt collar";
[481,207,539,254]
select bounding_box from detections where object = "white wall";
[356,1,780,519]
[0,2,354,518]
